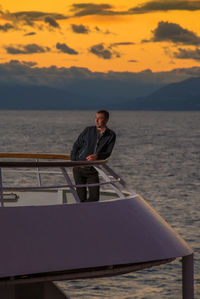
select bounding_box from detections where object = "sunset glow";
[1,0,200,72]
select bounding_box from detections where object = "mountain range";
[0,76,199,110]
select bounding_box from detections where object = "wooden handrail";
[0,160,107,168]
[0,152,108,168]
[0,159,107,168]
[0,153,71,160]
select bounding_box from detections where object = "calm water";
[0,110,199,298]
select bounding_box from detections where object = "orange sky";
[1,0,200,72]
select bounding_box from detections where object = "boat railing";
[0,153,136,207]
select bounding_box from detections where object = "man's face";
[95,113,108,129]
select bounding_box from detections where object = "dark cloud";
[0,7,114,34]
[1,60,200,99]
[129,0,200,14]
[56,43,78,55]
[110,42,135,47]
[24,32,36,36]
[89,43,113,59]
[0,9,67,30]
[5,44,50,55]
[71,24,89,34]
[21,61,37,67]
[173,47,200,60]
[44,16,60,28]
[0,1,199,35]
[70,3,121,17]
[10,11,67,21]
[95,26,100,32]
[69,1,200,18]
[147,21,200,45]
[0,23,15,32]
[129,59,138,63]
[94,26,112,35]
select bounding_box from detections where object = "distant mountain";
[116,76,200,110]
[0,84,92,109]
[0,80,160,110]
[0,76,200,110]
[0,83,153,110]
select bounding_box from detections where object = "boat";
[0,153,194,299]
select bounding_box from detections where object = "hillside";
[123,77,200,110]
[0,77,200,110]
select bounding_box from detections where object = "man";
[71,110,116,202]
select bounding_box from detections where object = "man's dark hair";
[97,110,109,120]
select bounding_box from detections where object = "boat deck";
[0,153,194,299]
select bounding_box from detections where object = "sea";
[0,110,199,298]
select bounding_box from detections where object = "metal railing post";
[101,164,137,196]
[0,168,4,207]
[61,167,80,203]
[94,166,125,198]
[182,254,194,299]
[36,159,42,187]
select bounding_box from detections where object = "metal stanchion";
[182,254,194,299]
[0,168,4,207]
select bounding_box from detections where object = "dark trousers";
[73,166,99,202]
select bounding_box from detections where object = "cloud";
[89,42,128,59]
[70,1,200,18]
[56,43,78,55]
[69,1,200,18]
[0,9,67,31]
[110,42,135,47]
[128,59,138,63]
[89,43,114,59]
[95,26,100,32]
[24,32,36,36]
[0,1,199,34]
[44,16,60,28]
[1,60,200,100]
[147,21,200,45]
[173,47,200,60]
[129,0,200,14]
[94,26,113,35]
[5,44,50,55]
[71,24,89,34]
[7,11,67,22]
[0,23,15,32]
[70,3,121,17]
[21,61,37,67]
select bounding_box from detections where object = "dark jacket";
[71,126,116,161]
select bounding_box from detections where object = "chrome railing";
[0,153,136,207]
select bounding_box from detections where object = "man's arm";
[97,133,116,160]
[87,133,116,161]
[71,127,88,161]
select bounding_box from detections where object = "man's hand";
[86,154,97,161]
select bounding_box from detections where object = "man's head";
[95,110,109,130]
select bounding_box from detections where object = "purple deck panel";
[0,196,193,278]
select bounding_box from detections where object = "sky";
[1,0,200,73]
